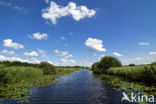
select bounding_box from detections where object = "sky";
[0,0,156,66]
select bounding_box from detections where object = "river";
[3,69,126,104]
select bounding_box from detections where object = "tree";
[39,62,56,75]
[129,64,135,66]
[91,62,102,74]
[92,56,122,74]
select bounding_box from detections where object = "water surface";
[4,69,124,104]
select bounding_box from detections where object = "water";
[3,69,125,104]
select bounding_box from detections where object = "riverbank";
[96,74,156,96]
[91,56,156,97]
[0,61,80,102]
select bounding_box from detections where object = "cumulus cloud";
[113,52,123,57]
[0,55,41,64]
[24,51,38,57]
[0,55,28,63]
[54,49,73,59]
[85,38,106,52]
[135,57,142,61]
[80,60,93,67]
[47,61,53,64]
[149,52,156,55]
[54,49,68,56]
[1,50,15,55]
[60,58,76,66]
[3,39,24,49]
[41,55,48,58]
[37,49,45,54]
[29,58,40,64]
[42,1,96,24]
[0,1,27,13]
[65,54,72,59]
[99,54,105,60]
[139,42,150,46]
[29,32,48,40]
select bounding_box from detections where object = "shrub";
[91,62,102,74]
[39,62,56,75]
[151,62,156,65]
[107,65,156,85]
[129,64,135,66]
[91,56,122,74]
[0,66,43,84]
[99,56,122,73]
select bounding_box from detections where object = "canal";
[4,69,125,104]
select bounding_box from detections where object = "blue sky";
[0,0,156,66]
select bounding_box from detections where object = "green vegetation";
[91,56,156,95]
[107,65,156,85]
[128,63,135,66]
[96,74,156,95]
[0,61,81,102]
[92,56,122,74]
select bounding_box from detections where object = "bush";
[39,62,56,75]
[91,56,122,74]
[99,56,122,73]
[129,64,135,66]
[151,62,156,65]
[91,62,102,74]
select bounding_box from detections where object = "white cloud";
[0,55,41,64]
[24,51,38,57]
[60,36,66,40]
[65,54,72,59]
[29,58,40,64]
[54,49,68,56]
[0,1,27,12]
[99,54,105,60]
[29,32,48,40]
[3,39,24,49]
[41,55,48,58]
[37,49,45,54]
[113,52,123,57]
[42,1,96,24]
[60,58,76,66]
[1,50,15,55]
[47,61,53,64]
[149,52,156,55]
[70,59,76,63]
[85,38,106,52]
[54,49,73,59]
[80,60,93,67]
[139,42,150,46]
[0,55,28,63]
[135,57,142,61]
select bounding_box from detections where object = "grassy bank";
[97,74,156,96]
[107,65,156,85]
[91,56,156,95]
[0,61,81,102]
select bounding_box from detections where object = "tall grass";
[107,65,156,85]
[0,61,81,85]
[0,66,43,84]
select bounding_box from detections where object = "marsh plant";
[0,61,80,102]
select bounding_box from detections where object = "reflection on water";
[3,69,124,104]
